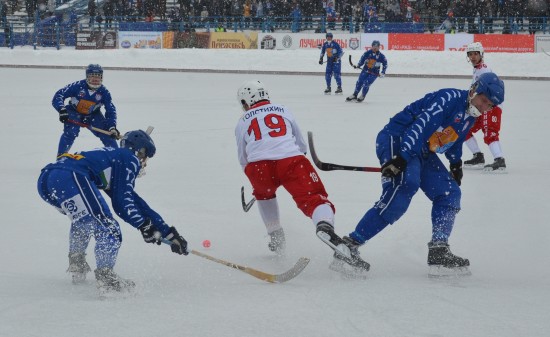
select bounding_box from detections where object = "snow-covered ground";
[0,48,549,337]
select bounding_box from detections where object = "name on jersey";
[242,106,285,121]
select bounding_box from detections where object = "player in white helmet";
[235,80,369,275]
[463,42,507,172]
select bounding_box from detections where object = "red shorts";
[244,155,335,218]
[466,106,502,144]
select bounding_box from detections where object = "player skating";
[318,32,343,95]
[463,42,507,172]
[235,80,369,274]
[37,130,188,296]
[339,73,504,277]
[52,64,120,157]
[346,40,387,103]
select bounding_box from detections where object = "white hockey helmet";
[237,80,270,110]
[466,42,484,57]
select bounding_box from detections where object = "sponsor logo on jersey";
[78,90,86,98]
[95,93,102,101]
[62,195,89,223]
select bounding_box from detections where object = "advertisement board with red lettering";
[388,34,445,51]
[473,34,534,53]
[258,33,362,50]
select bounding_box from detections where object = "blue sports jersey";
[384,89,475,164]
[357,49,387,75]
[52,80,117,129]
[320,40,343,61]
[42,147,169,234]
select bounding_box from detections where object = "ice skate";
[328,236,370,279]
[346,94,357,102]
[334,86,343,94]
[94,268,135,298]
[483,157,506,173]
[464,152,485,169]
[67,252,91,284]
[356,94,365,103]
[427,241,471,277]
[268,228,286,256]
[324,87,331,95]
[316,222,370,274]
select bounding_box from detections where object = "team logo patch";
[95,93,102,100]
[78,90,86,98]
[261,35,276,50]
[61,195,89,223]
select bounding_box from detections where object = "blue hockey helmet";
[372,40,380,47]
[326,32,333,39]
[473,72,505,106]
[85,64,103,89]
[120,130,156,159]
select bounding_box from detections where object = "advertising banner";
[209,31,258,49]
[258,33,362,50]
[118,31,162,49]
[76,31,117,50]
[473,34,534,53]
[444,34,474,51]
[535,35,550,53]
[388,33,445,51]
[361,33,389,51]
[162,31,210,49]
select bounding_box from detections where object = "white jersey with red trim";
[472,61,493,84]
[235,101,307,169]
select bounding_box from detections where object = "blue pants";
[353,72,378,97]
[325,61,342,88]
[58,109,118,156]
[37,168,122,269]
[350,130,461,244]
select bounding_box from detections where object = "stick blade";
[273,257,311,283]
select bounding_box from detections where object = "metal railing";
[2,15,548,49]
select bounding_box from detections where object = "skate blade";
[482,167,507,174]
[329,259,368,280]
[428,265,472,278]
[97,285,136,300]
[463,164,485,169]
[71,273,88,284]
[324,92,331,95]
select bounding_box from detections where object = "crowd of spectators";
[2,0,549,34]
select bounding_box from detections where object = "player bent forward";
[340,72,505,277]
[235,80,369,273]
[37,130,188,296]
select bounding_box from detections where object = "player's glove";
[109,127,120,139]
[164,226,189,255]
[58,108,69,123]
[353,65,358,69]
[379,73,386,78]
[332,57,339,63]
[450,161,463,186]
[381,155,407,178]
[139,219,162,245]
[319,58,323,65]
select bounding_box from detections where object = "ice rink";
[1,51,549,337]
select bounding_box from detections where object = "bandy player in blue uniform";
[37,130,188,296]
[326,73,504,277]
[52,64,120,157]
[347,40,387,103]
[318,32,343,95]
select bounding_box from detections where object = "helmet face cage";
[467,73,505,116]
[237,80,270,110]
[372,40,380,48]
[326,33,333,39]
[86,64,103,89]
[120,130,156,176]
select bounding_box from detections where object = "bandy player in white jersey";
[234,80,368,273]
[463,42,507,171]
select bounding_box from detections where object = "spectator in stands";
[215,21,227,31]
[26,0,38,21]
[1,0,8,28]
[88,0,96,26]
[201,5,209,23]
[526,0,548,34]
[326,2,336,30]
[353,1,363,31]
[291,3,301,32]
[243,0,251,28]
[103,0,114,28]
[453,0,466,32]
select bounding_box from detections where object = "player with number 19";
[235,80,368,273]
